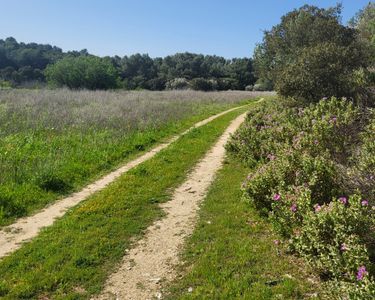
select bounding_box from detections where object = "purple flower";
[340,243,347,251]
[313,139,319,145]
[361,200,369,206]
[273,194,281,201]
[330,116,337,124]
[357,266,367,281]
[314,204,321,212]
[339,197,347,205]
[290,203,297,212]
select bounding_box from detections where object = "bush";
[252,78,273,91]
[292,195,374,281]
[242,151,339,214]
[190,78,214,91]
[165,78,189,90]
[350,115,375,199]
[245,85,253,91]
[228,96,375,295]
[45,56,119,90]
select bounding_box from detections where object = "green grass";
[0,105,251,300]
[165,156,319,300]
[0,100,250,226]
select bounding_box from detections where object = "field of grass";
[165,156,319,300]
[0,89,271,226]
[0,105,252,299]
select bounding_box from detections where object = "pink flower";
[290,203,297,212]
[357,266,367,281]
[273,239,280,245]
[340,243,347,251]
[361,200,369,206]
[339,197,347,205]
[313,139,319,145]
[314,204,321,212]
[273,194,281,201]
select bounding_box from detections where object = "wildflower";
[329,116,337,124]
[339,197,347,205]
[361,200,369,206]
[273,194,281,201]
[340,243,347,251]
[357,266,367,281]
[322,97,328,100]
[314,204,321,212]
[290,203,297,212]
[273,239,280,245]
[313,139,319,145]
[267,153,276,161]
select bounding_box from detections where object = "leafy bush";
[229,96,375,295]
[292,195,374,281]
[45,56,119,90]
[190,78,214,91]
[252,78,273,91]
[242,151,339,214]
[165,78,189,90]
[349,114,375,199]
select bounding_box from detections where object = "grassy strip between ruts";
[0,100,251,227]
[165,156,320,300]
[0,104,252,299]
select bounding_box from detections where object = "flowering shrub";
[351,114,375,199]
[227,100,296,167]
[292,195,374,280]
[228,96,375,296]
[242,150,339,212]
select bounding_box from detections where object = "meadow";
[0,89,271,226]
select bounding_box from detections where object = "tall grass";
[0,89,271,225]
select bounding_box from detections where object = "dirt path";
[94,111,247,300]
[0,105,248,259]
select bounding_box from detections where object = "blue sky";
[0,0,371,58]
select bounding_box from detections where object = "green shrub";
[190,78,214,91]
[165,78,189,90]
[229,96,375,295]
[45,56,119,90]
[292,195,374,281]
[242,151,339,214]
[350,114,375,199]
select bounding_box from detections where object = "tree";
[120,54,158,90]
[45,56,119,90]
[254,4,370,102]
[350,2,375,56]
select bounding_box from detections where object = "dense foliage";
[45,56,119,90]
[0,38,257,90]
[227,97,375,298]
[253,4,373,103]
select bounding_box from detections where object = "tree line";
[0,38,260,91]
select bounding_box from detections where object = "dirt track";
[94,111,247,300]
[0,105,248,259]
